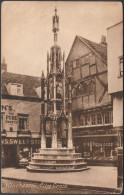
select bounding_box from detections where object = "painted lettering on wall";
[1,104,17,124]
[2,138,41,145]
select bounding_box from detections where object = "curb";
[2,177,121,193]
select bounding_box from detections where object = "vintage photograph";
[1,1,123,194]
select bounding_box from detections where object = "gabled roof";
[66,35,107,65]
[2,71,41,98]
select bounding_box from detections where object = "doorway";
[3,145,18,167]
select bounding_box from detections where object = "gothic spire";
[52,7,59,45]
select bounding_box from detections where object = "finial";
[52,7,59,45]
[55,7,57,15]
[41,70,44,78]
[47,51,49,61]
[63,51,65,60]
[2,57,5,63]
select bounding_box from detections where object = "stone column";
[52,117,57,148]
[41,117,46,149]
[67,76,73,148]
[67,112,73,148]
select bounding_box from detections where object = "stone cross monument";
[27,9,88,172]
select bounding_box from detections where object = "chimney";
[100,35,107,46]
[1,57,7,73]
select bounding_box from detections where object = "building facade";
[1,61,41,167]
[107,21,123,147]
[65,35,117,160]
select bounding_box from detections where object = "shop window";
[18,114,28,131]
[97,113,102,125]
[85,114,90,126]
[104,111,111,124]
[119,56,123,77]
[91,114,96,125]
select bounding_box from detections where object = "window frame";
[104,111,111,125]
[10,83,23,96]
[91,113,96,125]
[18,114,29,131]
[97,112,103,125]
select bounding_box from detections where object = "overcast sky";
[1,1,122,77]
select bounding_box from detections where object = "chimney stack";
[100,35,107,46]
[1,57,7,73]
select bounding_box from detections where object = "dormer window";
[7,83,23,96]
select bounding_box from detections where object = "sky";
[1,1,122,77]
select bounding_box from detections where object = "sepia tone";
[1,1,123,194]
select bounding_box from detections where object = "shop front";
[73,128,118,166]
[2,137,41,168]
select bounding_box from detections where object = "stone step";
[32,154,82,160]
[39,148,75,154]
[27,166,89,173]
[31,158,85,164]
[29,161,87,167]
[28,163,87,170]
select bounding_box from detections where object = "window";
[85,114,90,126]
[119,56,123,77]
[91,114,96,125]
[97,113,102,125]
[104,111,111,124]
[80,115,85,126]
[10,83,23,96]
[18,114,28,130]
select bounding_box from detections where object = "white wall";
[113,96,123,127]
[107,22,123,94]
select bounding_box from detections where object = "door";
[3,145,18,167]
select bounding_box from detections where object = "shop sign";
[1,104,17,124]
[1,138,41,145]
[73,129,117,136]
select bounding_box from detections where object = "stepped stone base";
[27,148,89,173]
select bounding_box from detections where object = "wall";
[107,22,123,94]
[1,99,41,133]
[113,96,123,127]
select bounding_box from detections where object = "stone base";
[27,148,89,172]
